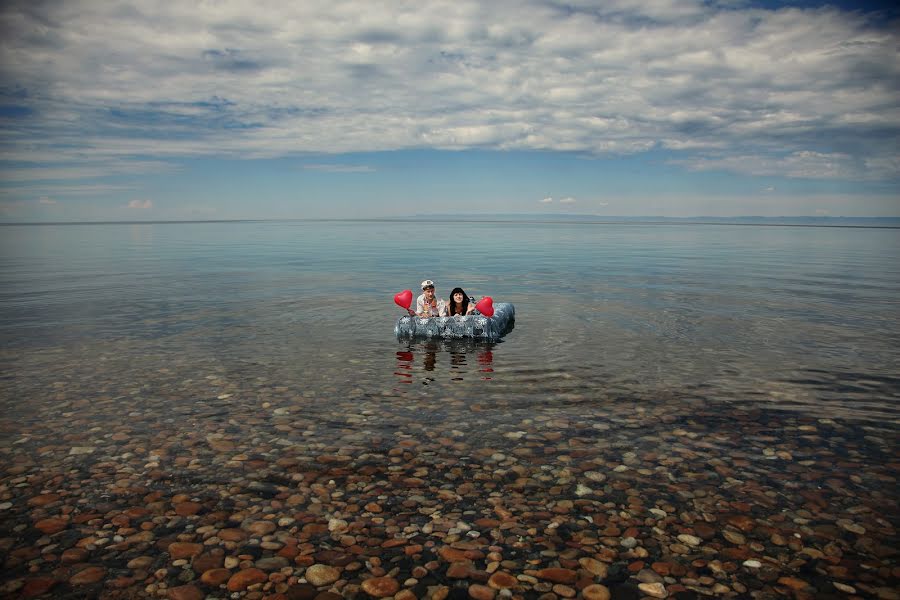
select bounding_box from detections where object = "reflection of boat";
[395,303,515,341]
[395,338,496,383]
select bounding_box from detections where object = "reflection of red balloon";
[475,296,494,317]
[394,290,413,309]
[477,350,493,366]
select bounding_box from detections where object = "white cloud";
[0,183,137,197]
[0,0,897,184]
[302,164,375,173]
[38,196,57,205]
[127,199,153,209]
[559,197,576,204]
[540,196,553,204]
[673,151,877,180]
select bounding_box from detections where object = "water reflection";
[395,338,496,385]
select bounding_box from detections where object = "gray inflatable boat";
[395,302,515,341]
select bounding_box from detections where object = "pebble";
[226,568,267,591]
[200,568,231,585]
[533,568,578,584]
[488,571,517,589]
[743,560,762,568]
[305,564,341,586]
[0,358,896,600]
[360,576,400,597]
[581,584,611,600]
[166,584,204,600]
[638,582,668,598]
[69,566,107,585]
[468,583,496,600]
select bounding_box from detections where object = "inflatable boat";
[395,302,515,341]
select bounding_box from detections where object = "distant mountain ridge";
[404,214,900,227]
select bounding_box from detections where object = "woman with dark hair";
[446,287,475,316]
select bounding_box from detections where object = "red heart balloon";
[394,289,413,310]
[475,296,494,317]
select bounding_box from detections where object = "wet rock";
[227,567,268,591]
[487,571,517,589]
[34,516,69,535]
[167,584,204,600]
[69,566,106,585]
[582,584,611,600]
[200,568,231,585]
[173,502,202,516]
[305,564,341,586]
[168,542,202,560]
[61,547,89,563]
[256,556,289,571]
[361,576,400,597]
[637,582,667,598]
[21,577,57,598]
[534,568,577,584]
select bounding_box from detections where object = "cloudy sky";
[1,0,898,221]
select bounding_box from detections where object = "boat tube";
[395,302,515,341]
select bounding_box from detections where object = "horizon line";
[2,214,900,229]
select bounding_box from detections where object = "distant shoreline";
[2,215,899,228]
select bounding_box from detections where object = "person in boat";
[415,279,445,317]
[446,287,476,316]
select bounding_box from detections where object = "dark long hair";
[447,287,469,316]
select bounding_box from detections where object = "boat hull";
[395,303,515,340]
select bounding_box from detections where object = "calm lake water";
[1,219,898,598]
[2,220,898,425]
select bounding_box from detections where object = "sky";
[0,0,898,222]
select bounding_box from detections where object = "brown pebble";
[226,568,267,591]
[487,571,517,589]
[579,557,608,578]
[582,584,611,600]
[637,582,667,598]
[286,583,318,600]
[27,493,61,507]
[108,576,136,589]
[439,546,470,562]
[34,517,69,535]
[127,556,155,570]
[218,528,248,542]
[200,568,232,585]
[21,577,57,598]
[192,553,224,573]
[361,576,400,598]
[777,576,810,591]
[167,584,204,600]
[305,564,341,586]
[168,542,203,560]
[174,502,202,516]
[69,566,106,585]
[60,548,89,563]
[246,521,277,536]
[534,568,577,584]
[447,562,472,578]
[468,583,496,600]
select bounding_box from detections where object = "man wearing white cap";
[415,279,446,317]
